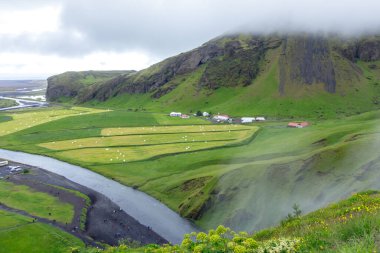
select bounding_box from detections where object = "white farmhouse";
[241,117,255,123]
[169,112,182,117]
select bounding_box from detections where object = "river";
[0,96,48,111]
[0,149,199,243]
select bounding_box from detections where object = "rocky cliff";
[46,33,380,117]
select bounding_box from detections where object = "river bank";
[0,96,48,111]
[0,159,166,246]
[0,149,199,244]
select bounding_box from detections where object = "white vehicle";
[9,166,22,173]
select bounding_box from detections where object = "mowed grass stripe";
[54,140,246,164]
[39,129,255,151]
[101,124,252,136]
[0,107,105,136]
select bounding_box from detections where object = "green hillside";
[46,33,380,119]
[73,191,380,252]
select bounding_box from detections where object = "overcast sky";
[0,0,379,79]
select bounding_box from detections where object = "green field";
[0,106,105,136]
[0,181,74,223]
[1,106,380,234]
[38,125,256,164]
[0,210,83,253]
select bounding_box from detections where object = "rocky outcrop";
[77,35,283,102]
[279,35,337,94]
[336,36,380,62]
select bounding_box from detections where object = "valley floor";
[0,160,165,253]
[0,106,380,251]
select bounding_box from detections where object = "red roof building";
[287,122,309,128]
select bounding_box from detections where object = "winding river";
[0,96,47,111]
[0,149,199,243]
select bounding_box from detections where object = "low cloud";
[0,0,379,78]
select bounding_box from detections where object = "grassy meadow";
[0,210,84,253]
[0,180,74,223]
[1,105,380,235]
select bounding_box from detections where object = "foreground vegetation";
[72,191,380,252]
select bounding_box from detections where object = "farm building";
[169,112,182,117]
[255,117,266,121]
[288,122,309,128]
[0,160,8,167]
[241,117,255,123]
[181,114,190,119]
[203,112,210,117]
[213,114,230,122]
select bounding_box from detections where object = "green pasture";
[0,210,83,253]
[0,106,105,136]
[1,105,380,234]
[101,124,249,136]
[0,181,74,224]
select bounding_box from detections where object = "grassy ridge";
[76,191,380,252]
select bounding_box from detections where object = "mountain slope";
[46,33,380,117]
[46,70,135,102]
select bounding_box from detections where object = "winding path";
[0,149,199,244]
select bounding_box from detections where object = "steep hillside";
[46,33,380,118]
[76,191,380,252]
[46,70,135,102]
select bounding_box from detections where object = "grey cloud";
[1,0,380,59]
